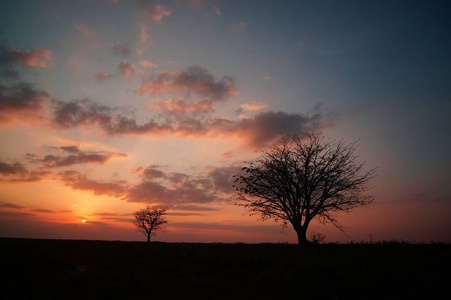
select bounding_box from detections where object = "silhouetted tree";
[132,206,168,242]
[234,132,375,245]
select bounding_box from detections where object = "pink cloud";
[74,23,95,37]
[213,6,221,16]
[89,72,113,82]
[137,22,149,44]
[139,60,158,68]
[0,48,52,68]
[138,1,171,23]
[117,60,135,80]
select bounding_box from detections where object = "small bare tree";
[132,206,168,243]
[233,132,375,245]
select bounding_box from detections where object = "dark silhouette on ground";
[0,238,449,298]
[132,206,167,243]
[234,132,375,245]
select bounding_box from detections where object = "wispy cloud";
[110,44,131,56]
[137,22,149,44]
[138,1,171,23]
[28,145,126,168]
[213,6,221,16]
[0,202,25,209]
[231,21,247,31]
[60,170,126,197]
[89,72,114,82]
[139,60,158,68]
[74,23,95,37]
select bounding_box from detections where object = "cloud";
[0,47,52,68]
[51,98,117,129]
[139,60,158,68]
[0,160,52,182]
[51,97,325,149]
[51,98,172,135]
[29,145,126,168]
[0,161,27,176]
[74,23,95,37]
[110,44,131,56]
[0,83,49,124]
[222,111,324,149]
[89,72,114,82]
[59,170,127,197]
[125,180,217,204]
[213,6,221,16]
[170,204,218,211]
[147,98,214,117]
[137,22,149,44]
[117,60,135,80]
[240,100,268,112]
[125,166,219,205]
[31,208,55,213]
[207,166,242,194]
[138,1,171,23]
[231,21,247,31]
[0,202,25,209]
[137,66,237,101]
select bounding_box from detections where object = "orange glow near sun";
[81,219,86,224]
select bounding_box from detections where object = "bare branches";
[233,131,375,244]
[132,206,168,242]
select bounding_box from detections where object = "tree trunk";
[295,225,308,245]
[146,233,151,243]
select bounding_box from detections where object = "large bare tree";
[233,132,375,245]
[132,206,168,243]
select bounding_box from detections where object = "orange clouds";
[240,100,268,112]
[0,83,49,124]
[59,170,126,197]
[148,98,214,116]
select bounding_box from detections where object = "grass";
[1,238,449,299]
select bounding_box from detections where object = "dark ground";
[1,238,449,299]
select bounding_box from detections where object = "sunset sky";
[1,0,450,243]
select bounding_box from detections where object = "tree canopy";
[233,132,375,244]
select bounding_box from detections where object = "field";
[1,238,449,299]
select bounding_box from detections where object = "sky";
[0,0,450,243]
